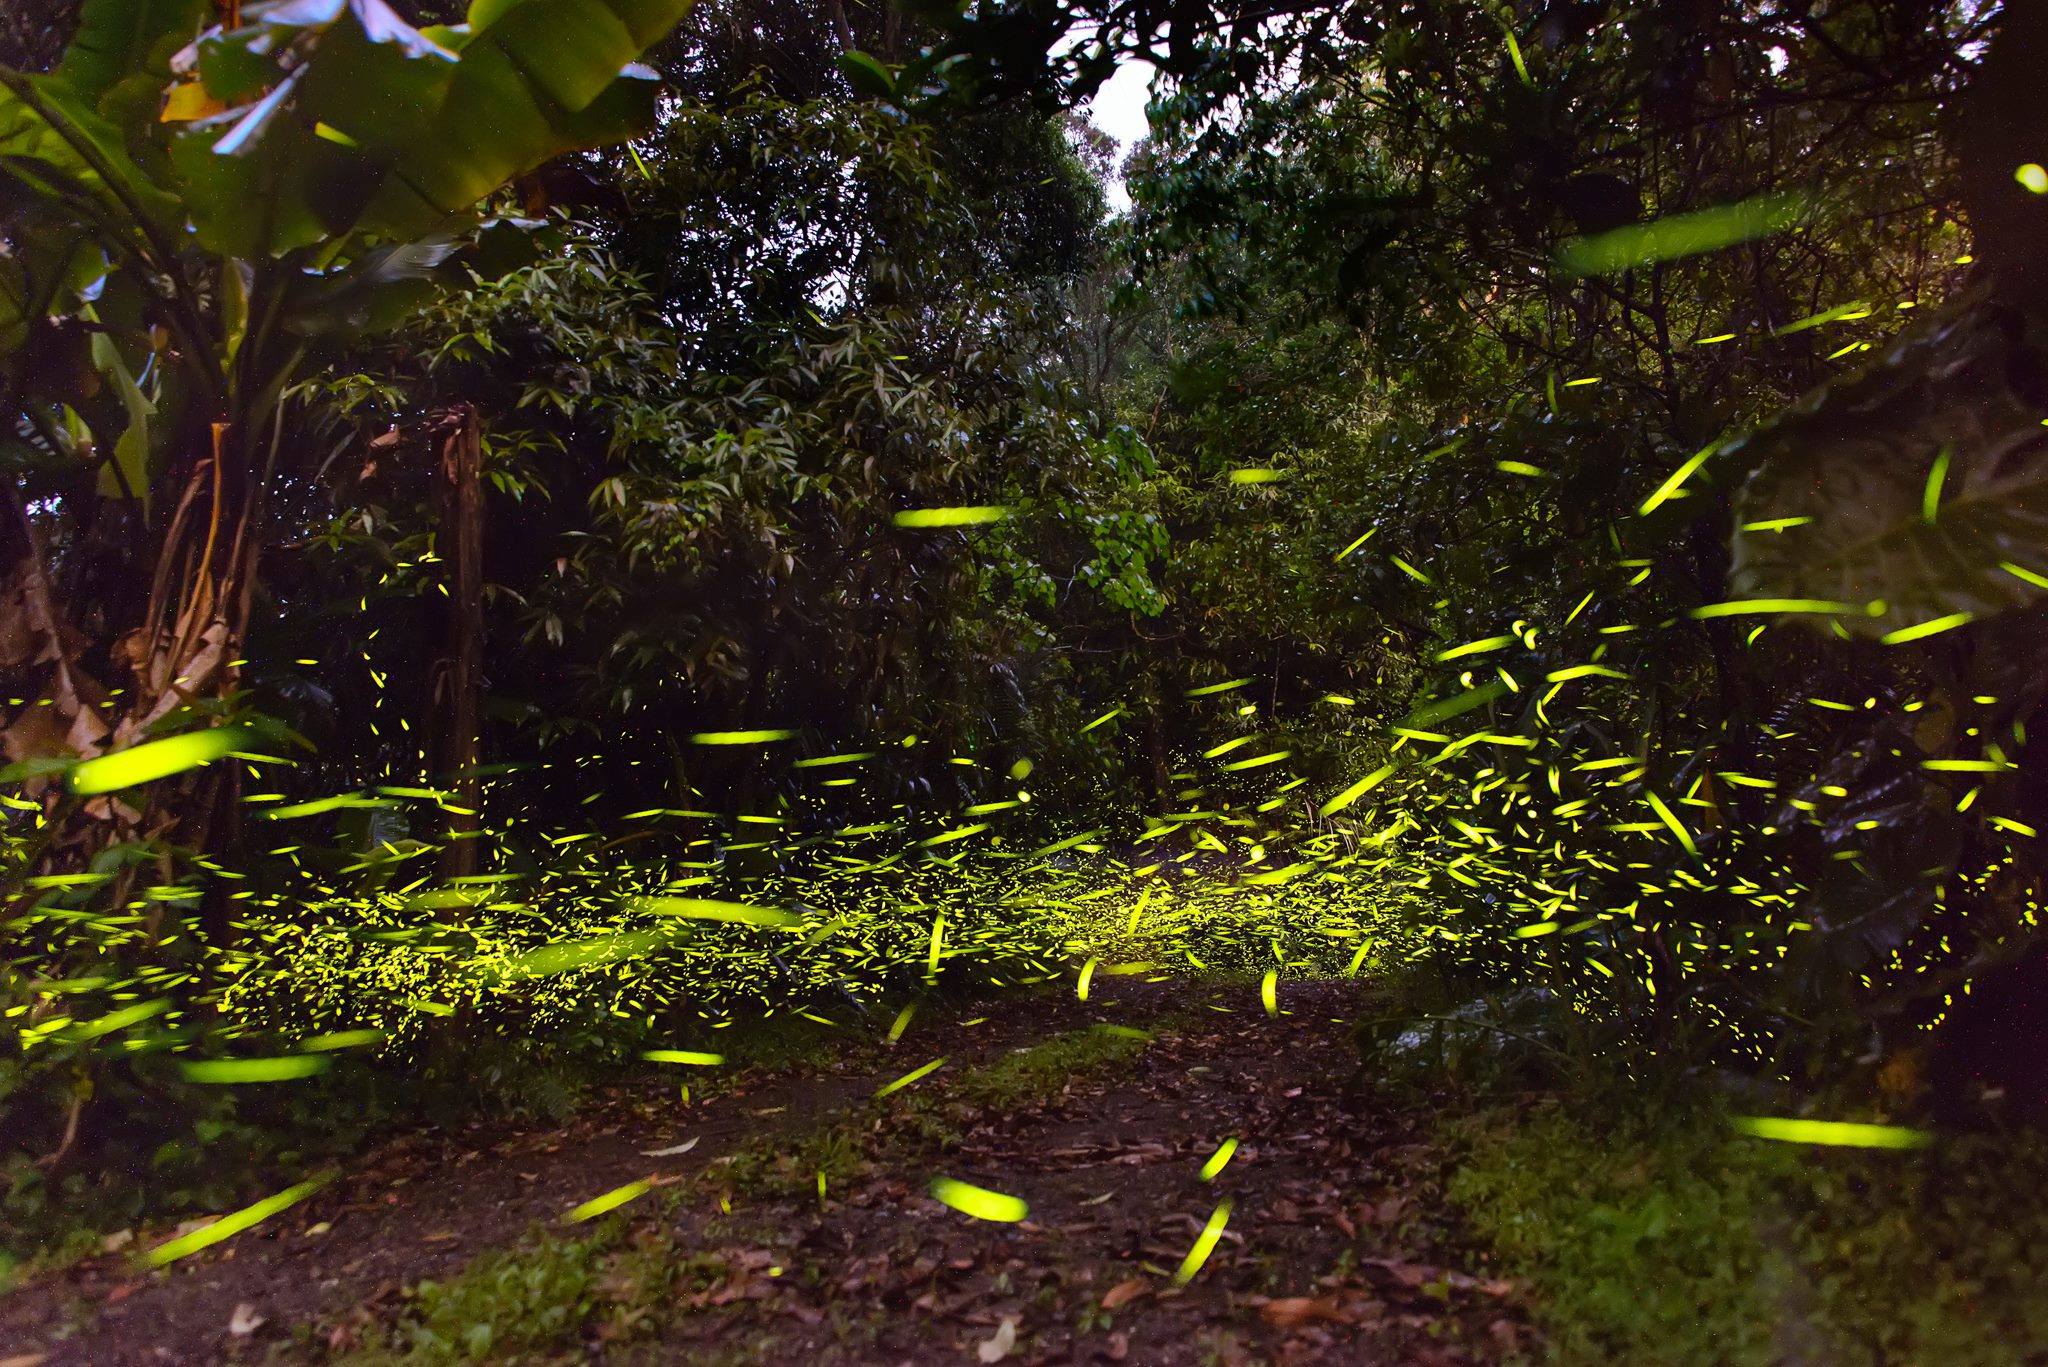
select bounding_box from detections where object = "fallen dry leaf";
[1258,1296,1355,1329]
[1101,1277,1149,1310]
[1359,1257,1439,1288]
[976,1316,1019,1363]
[641,1137,700,1158]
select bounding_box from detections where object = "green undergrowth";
[0,1023,652,1287]
[0,973,1027,1282]
[335,1215,728,1364]
[953,1017,1161,1110]
[1445,1095,2048,1365]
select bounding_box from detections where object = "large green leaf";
[281,238,459,335]
[292,8,460,147]
[1728,298,2048,636]
[167,71,333,255]
[352,0,692,235]
[476,0,641,112]
[171,0,691,252]
[354,48,660,238]
[0,72,179,232]
[87,322,155,517]
[0,215,108,356]
[0,257,25,356]
[168,1,462,253]
[54,0,209,105]
[467,0,690,57]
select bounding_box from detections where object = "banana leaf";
[167,0,691,253]
[54,0,209,105]
[0,70,180,229]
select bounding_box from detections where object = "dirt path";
[1,978,1529,1364]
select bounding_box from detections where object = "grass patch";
[1446,1096,2048,1365]
[342,1219,727,1363]
[953,1020,1157,1109]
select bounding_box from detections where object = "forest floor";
[0,977,1532,1365]
[8,972,2047,1366]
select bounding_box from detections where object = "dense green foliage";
[5,0,2047,1287]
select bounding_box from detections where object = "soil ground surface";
[1,977,1531,1365]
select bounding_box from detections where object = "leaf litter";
[0,977,1528,1363]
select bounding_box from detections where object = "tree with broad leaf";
[1,0,694,865]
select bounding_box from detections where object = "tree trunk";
[437,406,485,879]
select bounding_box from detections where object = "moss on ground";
[950,1020,1156,1110]
[336,1217,728,1364]
[1446,1097,2048,1365]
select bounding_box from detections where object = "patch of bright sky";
[1073,10,1804,214]
[1083,57,1156,213]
